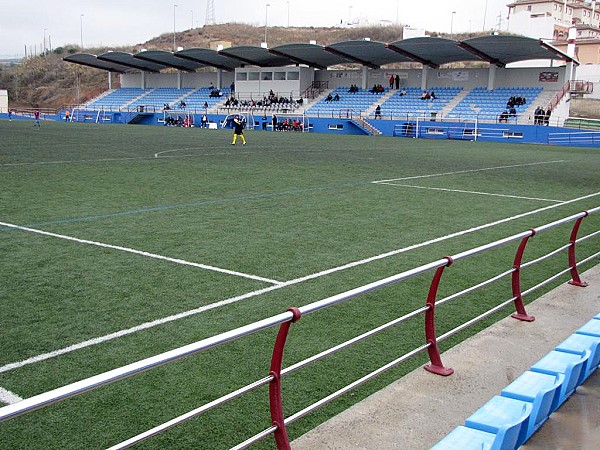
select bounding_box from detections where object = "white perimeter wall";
[315,66,566,91]
[0,89,7,113]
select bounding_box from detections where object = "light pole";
[483,0,489,30]
[43,28,47,56]
[396,0,399,25]
[264,3,270,45]
[173,4,178,51]
[450,11,456,38]
[287,1,290,28]
[80,14,84,49]
[191,10,194,29]
[348,6,353,25]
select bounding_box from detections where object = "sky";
[0,0,510,58]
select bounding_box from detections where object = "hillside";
[0,22,464,111]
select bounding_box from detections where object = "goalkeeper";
[231,116,247,145]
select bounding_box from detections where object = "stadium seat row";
[431,314,600,449]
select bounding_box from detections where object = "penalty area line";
[378,183,565,203]
[371,160,569,184]
[0,221,283,286]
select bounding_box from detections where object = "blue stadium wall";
[3,110,597,147]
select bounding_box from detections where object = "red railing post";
[269,307,302,450]
[568,212,589,287]
[511,230,536,322]
[423,257,454,376]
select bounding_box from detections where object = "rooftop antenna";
[205,0,216,25]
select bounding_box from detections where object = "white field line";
[0,222,283,286]
[0,387,23,404]
[371,160,568,184]
[378,183,565,203]
[1,190,599,375]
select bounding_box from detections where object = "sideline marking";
[1,190,599,375]
[0,387,23,404]
[0,222,283,286]
[378,183,565,203]
[372,160,568,184]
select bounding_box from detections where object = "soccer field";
[1,120,599,449]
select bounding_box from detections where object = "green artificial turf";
[0,120,599,449]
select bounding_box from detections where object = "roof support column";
[421,65,429,91]
[177,71,182,89]
[361,66,368,90]
[217,69,222,89]
[141,71,146,89]
[566,27,577,82]
[487,64,497,91]
[108,72,113,90]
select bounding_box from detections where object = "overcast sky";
[0,0,510,58]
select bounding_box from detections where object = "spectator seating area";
[447,86,543,121]
[85,87,231,112]
[128,88,193,111]
[178,87,231,110]
[379,87,463,118]
[85,85,549,121]
[431,314,600,449]
[86,87,148,110]
[305,86,391,116]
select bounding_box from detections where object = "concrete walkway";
[292,265,600,449]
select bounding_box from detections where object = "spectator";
[374,104,382,119]
[395,74,400,89]
[389,74,394,89]
[262,114,268,130]
[399,88,407,96]
[325,93,333,102]
[544,108,551,126]
[498,110,509,123]
[272,114,277,131]
[430,91,436,100]
[201,114,208,128]
[333,93,340,101]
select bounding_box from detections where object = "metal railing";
[1,208,599,449]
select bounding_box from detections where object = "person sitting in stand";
[429,91,436,100]
[333,93,340,101]
[399,88,407,96]
[325,93,333,102]
[498,110,509,123]
[421,91,430,100]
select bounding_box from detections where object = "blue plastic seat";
[557,333,600,381]
[430,425,503,450]
[464,395,532,449]
[577,318,600,337]
[500,370,563,442]
[529,350,591,407]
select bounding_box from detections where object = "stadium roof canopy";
[64,35,578,73]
